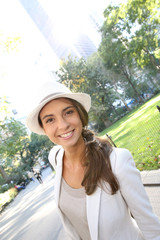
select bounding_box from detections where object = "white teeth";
[60,131,73,138]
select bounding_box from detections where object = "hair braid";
[82,129,119,195]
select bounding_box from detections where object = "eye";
[65,109,74,116]
[66,110,74,115]
[45,117,55,124]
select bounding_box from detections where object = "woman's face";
[39,98,84,149]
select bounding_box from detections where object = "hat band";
[40,92,65,103]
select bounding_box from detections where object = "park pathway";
[0,167,66,240]
[0,168,159,240]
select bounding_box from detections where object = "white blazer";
[49,146,160,240]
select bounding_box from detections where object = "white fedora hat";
[26,81,91,135]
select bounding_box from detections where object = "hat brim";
[26,92,91,135]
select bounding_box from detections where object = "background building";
[19,0,104,59]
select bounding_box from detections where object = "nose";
[57,116,70,130]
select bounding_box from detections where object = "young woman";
[26,81,160,240]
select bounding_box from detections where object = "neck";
[63,139,86,166]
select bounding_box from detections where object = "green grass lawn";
[99,93,160,171]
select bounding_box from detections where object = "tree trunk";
[104,119,112,128]
[149,54,160,73]
[121,64,144,103]
[121,98,131,111]
[148,77,158,91]
[0,165,10,183]
[113,85,131,111]
[143,48,160,74]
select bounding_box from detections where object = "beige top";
[59,178,91,240]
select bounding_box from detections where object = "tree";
[0,96,54,184]
[88,53,132,108]
[85,53,124,128]
[99,0,160,72]
[99,5,144,102]
[99,0,160,103]
[55,55,113,129]
[22,133,53,168]
[126,0,160,72]
[0,97,28,183]
[55,55,87,92]
[55,54,130,130]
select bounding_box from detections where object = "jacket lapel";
[54,148,64,206]
[86,187,101,240]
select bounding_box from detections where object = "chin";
[61,139,81,149]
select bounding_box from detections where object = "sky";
[0,0,124,121]
[0,0,60,120]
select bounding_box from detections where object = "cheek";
[43,125,56,137]
[75,118,83,131]
[74,112,83,126]
[44,128,57,144]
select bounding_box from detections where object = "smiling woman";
[26,81,160,240]
[39,98,84,148]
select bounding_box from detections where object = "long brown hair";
[71,99,119,195]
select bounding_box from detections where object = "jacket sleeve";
[112,148,160,240]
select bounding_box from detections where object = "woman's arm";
[113,148,160,240]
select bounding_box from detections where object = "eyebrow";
[42,114,54,120]
[42,105,74,120]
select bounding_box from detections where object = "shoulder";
[110,147,133,162]
[48,145,63,169]
[111,147,133,159]
[110,147,135,174]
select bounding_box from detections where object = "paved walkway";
[141,169,160,219]
[0,167,66,240]
[0,168,159,240]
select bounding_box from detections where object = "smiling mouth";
[59,130,74,139]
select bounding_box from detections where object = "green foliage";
[26,133,54,165]
[0,187,18,211]
[0,33,21,53]
[8,187,18,199]
[0,119,27,157]
[55,54,116,130]
[126,0,160,70]
[0,101,27,166]
[55,51,159,131]
[0,96,54,184]
[0,97,28,182]
[99,0,160,72]
[98,0,160,108]
[56,55,87,92]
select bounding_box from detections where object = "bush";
[8,187,18,199]
[0,183,15,193]
[0,187,18,212]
